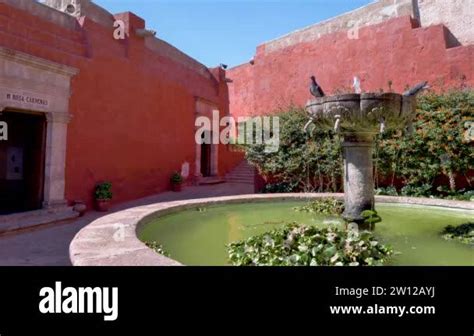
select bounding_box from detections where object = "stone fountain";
[305,86,424,230]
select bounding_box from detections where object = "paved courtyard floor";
[0,183,254,266]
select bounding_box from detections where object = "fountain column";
[342,133,375,229]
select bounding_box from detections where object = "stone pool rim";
[69,193,474,266]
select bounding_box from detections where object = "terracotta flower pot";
[95,199,111,212]
[171,183,183,192]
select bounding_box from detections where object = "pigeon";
[353,76,362,94]
[403,81,429,96]
[379,117,386,134]
[334,115,342,133]
[310,76,325,98]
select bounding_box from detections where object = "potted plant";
[94,181,113,212]
[170,171,184,192]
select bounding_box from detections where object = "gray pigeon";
[403,81,429,96]
[310,76,325,98]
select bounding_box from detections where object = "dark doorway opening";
[0,111,46,214]
[201,143,212,177]
[200,132,212,177]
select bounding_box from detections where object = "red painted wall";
[228,16,473,117]
[0,3,241,208]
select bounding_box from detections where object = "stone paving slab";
[0,206,79,234]
[0,183,254,266]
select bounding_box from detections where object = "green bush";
[437,187,474,201]
[400,184,433,198]
[245,106,343,193]
[441,223,474,245]
[170,171,183,184]
[375,186,399,196]
[261,182,298,193]
[377,90,473,193]
[94,182,112,200]
[227,223,393,266]
[294,198,344,215]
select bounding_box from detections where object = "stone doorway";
[195,98,219,182]
[0,48,78,230]
[0,110,46,214]
[201,140,212,177]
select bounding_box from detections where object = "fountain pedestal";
[342,134,375,229]
[306,93,417,230]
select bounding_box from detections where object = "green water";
[138,201,474,266]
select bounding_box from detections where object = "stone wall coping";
[261,0,415,54]
[2,0,79,30]
[69,193,474,266]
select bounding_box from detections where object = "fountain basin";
[306,93,413,133]
[69,194,474,266]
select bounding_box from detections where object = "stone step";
[199,177,226,185]
[0,206,80,234]
[226,176,254,181]
[226,177,254,182]
[231,168,255,173]
[224,160,257,185]
[225,179,254,185]
[226,172,255,177]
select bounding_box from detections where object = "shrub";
[400,184,433,198]
[245,106,343,193]
[94,182,112,200]
[261,182,298,193]
[437,187,474,201]
[441,223,474,245]
[170,171,183,184]
[294,198,344,215]
[375,186,399,196]
[377,90,473,192]
[227,223,393,266]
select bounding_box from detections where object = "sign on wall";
[5,92,49,108]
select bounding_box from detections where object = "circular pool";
[69,194,474,266]
[138,201,474,266]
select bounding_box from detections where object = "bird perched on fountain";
[310,76,325,98]
[353,76,362,94]
[403,81,429,96]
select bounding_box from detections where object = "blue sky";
[94,0,373,68]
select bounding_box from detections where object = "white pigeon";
[353,76,362,94]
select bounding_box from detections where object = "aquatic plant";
[294,198,344,215]
[227,223,393,266]
[441,223,474,245]
[145,241,171,257]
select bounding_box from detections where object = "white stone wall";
[262,0,473,54]
[417,0,474,45]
